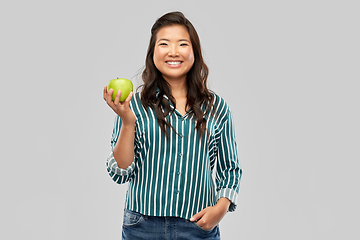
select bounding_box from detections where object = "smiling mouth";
[166,61,183,66]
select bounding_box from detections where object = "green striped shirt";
[106,91,242,220]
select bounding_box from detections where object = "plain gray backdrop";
[1,0,359,239]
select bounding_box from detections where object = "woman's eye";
[159,43,167,46]
[180,43,188,46]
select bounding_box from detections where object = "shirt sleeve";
[105,114,140,184]
[215,109,242,212]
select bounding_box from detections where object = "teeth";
[167,61,182,65]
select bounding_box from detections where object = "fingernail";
[190,217,194,221]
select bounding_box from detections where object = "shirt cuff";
[106,152,135,176]
[216,188,238,212]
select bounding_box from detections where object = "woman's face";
[153,24,195,83]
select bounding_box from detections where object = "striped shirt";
[106,91,242,220]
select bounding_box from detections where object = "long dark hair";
[140,11,213,138]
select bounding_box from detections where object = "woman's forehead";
[156,25,190,42]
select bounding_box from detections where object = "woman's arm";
[112,122,135,169]
[190,197,231,230]
[104,86,136,169]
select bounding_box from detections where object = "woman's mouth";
[166,61,183,67]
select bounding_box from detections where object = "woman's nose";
[168,46,179,57]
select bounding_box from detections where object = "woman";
[103,11,242,239]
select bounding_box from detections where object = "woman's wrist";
[215,197,231,213]
[121,122,136,129]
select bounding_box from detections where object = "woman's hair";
[140,11,213,138]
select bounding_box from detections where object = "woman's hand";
[103,86,136,125]
[190,198,231,231]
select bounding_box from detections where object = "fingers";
[123,92,133,105]
[190,208,206,222]
[103,86,134,119]
[106,88,113,104]
[103,86,107,100]
[105,88,121,114]
[113,90,122,105]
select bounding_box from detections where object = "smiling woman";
[141,12,213,138]
[153,25,195,83]
[103,11,242,240]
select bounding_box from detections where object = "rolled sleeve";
[215,110,242,212]
[216,188,239,212]
[106,152,135,184]
[106,114,138,184]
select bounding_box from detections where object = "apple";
[107,78,133,102]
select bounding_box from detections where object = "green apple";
[107,78,133,102]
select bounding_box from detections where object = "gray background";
[1,0,359,239]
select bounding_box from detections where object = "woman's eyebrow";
[178,39,190,42]
[157,38,190,43]
[157,38,169,43]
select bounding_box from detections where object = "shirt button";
[179,153,183,157]
[177,171,181,175]
[175,190,180,194]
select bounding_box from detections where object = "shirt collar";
[155,88,194,118]
[155,88,171,103]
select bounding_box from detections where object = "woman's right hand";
[103,86,136,125]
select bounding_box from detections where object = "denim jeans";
[122,208,221,240]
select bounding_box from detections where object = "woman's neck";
[164,76,187,98]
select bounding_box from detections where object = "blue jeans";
[122,209,221,240]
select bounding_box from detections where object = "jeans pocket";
[192,222,216,233]
[123,209,144,227]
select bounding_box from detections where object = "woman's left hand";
[190,198,231,231]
